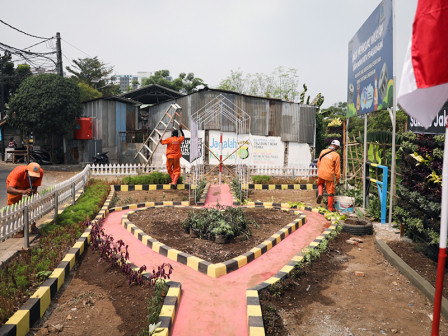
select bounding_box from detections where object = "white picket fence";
[0,165,90,242]
[249,165,317,178]
[89,163,166,176]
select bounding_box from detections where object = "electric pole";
[56,32,63,76]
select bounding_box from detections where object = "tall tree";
[66,57,119,96]
[8,74,82,162]
[141,70,206,94]
[218,66,305,102]
[0,52,32,109]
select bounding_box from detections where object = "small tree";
[66,56,120,96]
[8,74,82,162]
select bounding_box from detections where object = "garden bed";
[128,207,301,263]
[29,247,156,336]
[259,232,448,335]
[247,189,320,208]
[114,189,191,206]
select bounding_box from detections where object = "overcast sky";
[1,0,417,108]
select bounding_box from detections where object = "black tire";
[342,218,374,235]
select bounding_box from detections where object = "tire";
[341,218,374,235]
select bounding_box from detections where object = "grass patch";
[122,172,183,185]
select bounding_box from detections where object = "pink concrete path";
[204,184,234,208]
[102,210,329,336]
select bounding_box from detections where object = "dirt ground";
[260,231,448,336]
[248,189,320,208]
[128,207,301,263]
[114,189,191,206]
[31,247,154,336]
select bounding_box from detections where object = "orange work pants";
[166,158,181,177]
[317,177,335,196]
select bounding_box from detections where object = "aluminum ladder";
[135,103,182,167]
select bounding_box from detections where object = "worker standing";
[316,140,341,212]
[161,125,185,185]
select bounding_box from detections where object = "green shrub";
[252,175,272,184]
[122,172,183,185]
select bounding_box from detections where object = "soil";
[388,240,448,299]
[260,231,448,336]
[248,189,320,208]
[30,247,154,336]
[114,189,191,206]
[128,207,300,263]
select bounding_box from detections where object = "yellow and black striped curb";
[196,182,210,206]
[155,281,181,336]
[0,186,114,336]
[245,202,327,215]
[120,204,306,278]
[114,184,191,191]
[245,183,317,190]
[246,221,339,336]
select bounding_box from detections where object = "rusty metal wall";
[281,103,316,144]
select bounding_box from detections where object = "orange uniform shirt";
[161,136,185,159]
[317,147,341,181]
[6,166,44,205]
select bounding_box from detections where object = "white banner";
[208,131,285,166]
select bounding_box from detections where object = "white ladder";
[135,103,182,167]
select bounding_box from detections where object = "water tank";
[74,117,93,140]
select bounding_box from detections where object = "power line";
[61,38,91,57]
[23,38,54,51]
[0,19,52,39]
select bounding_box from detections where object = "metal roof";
[120,84,184,105]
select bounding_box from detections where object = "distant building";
[115,74,139,92]
[137,71,153,86]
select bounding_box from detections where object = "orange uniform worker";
[161,125,184,185]
[316,140,341,212]
[7,162,44,236]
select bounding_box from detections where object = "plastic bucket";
[334,196,355,213]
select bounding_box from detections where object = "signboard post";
[347,0,395,220]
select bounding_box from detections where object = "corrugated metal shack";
[144,88,316,166]
[69,96,140,164]
[146,88,315,142]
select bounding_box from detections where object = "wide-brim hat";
[27,162,41,177]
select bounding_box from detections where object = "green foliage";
[78,82,102,102]
[122,172,182,185]
[141,70,206,94]
[182,207,256,242]
[218,67,319,104]
[230,178,245,203]
[251,175,272,184]
[8,74,82,137]
[66,57,120,95]
[194,179,207,203]
[0,52,32,107]
[0,180,109,325]
[138,280,168,336]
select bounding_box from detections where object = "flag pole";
[389,0,397,225]
[432,123,448,335]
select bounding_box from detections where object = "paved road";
[0,165,11,208]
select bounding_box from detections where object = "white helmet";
[331,139,340,147]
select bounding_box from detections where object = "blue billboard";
[347,0,393,117]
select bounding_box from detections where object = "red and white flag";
[398,0,448,128]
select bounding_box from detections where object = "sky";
[1,0,418,108]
